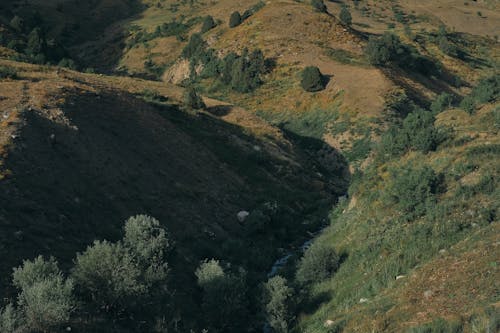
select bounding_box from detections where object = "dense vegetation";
[1,0,499,332]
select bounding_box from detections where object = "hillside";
[0,0,499,332]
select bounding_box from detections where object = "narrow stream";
[263,224,329,332]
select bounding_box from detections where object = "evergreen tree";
[195,259,248,331]
[201,15,216,33]
[263,276,295,333]
[184,87,206,109]
[229,11,242,28]
[300,66,325,92]
[311,0,327,13]
[339,6,352,26]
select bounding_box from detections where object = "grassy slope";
[294,103,500,332]
[0,0,499,331]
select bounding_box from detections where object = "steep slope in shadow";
[0,89,348,310]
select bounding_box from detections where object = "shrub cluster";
[296,241,340,284]
[379,108,444,157]
[387,164,441,218]
[181,34,267,93]
[366,32,440,75]
[300,66,326,92]
[460,74,499,114]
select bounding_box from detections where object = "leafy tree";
[263,276,295,333]
[311,0,327,13]
[300,66,325,92]
[181,33,206,59]
[339,6,352,26]
[9,16,24,32]
[296,242,339,284]
[123,215,170,287]
[13,256,60,290]
[365,32,403,66]
[13,256,73,332]
[72,240,145,310]
[221,52,238,84]
[229,11,242,28]
[195,259,248,331]
[25,28,48,63]
[18,276,74,332]
[387,165,440,218]
[431,93,454,114]
[184,87,206,109]
[0,304,22,333]
[379,109,442,157]
[201,15,216,33]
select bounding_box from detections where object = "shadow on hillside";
[206,105,232,116]
[300,291,333,315]
[0,90,349,309]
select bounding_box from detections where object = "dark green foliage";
[181,33,207,59]
[72,216,170,313]
[311,0,327,13]
[471,75,500,104]
[366,32,439,75]
[201,15,216,33]
[230,48,265,92]
[379,109,442,157]
[300,66,325,92]
[460,96,476,114]
[0,304,21,333]
[263,276,295,333]
[460,75,499,114]
[438,36,458,57]
[9,16,24,32]
[184,87,206,109]
[0,66,18,79]
[221,52,238,85]
[123,215,170,287]
[58,58,77,69]
[72,240,145,310]
[431,93,454,114]
[195,259,248,331]
[296,242,339,284]
[13,256,74,332]
[387,164,441,218]
[229,11,242,28]
[406,318,463,333]
[242,1,266,19]
[339,6,352,26]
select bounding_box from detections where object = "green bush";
[229,11,242,28]
[123,215,171,287]
[72,240,145,310]
[366,32,439,75]
[311,0,327,13]
[263,276,295,333]
[387,164,441,218]
[431,93,454,114]
[0,304,22,333]
[181,33,206,59]
[300,66,325,92]
[13,255,60,290]
[339,6,352,26]
[379,109,442,157]
[184,87,206,109]
[0,66,18,79]
[201,15,216,33]
[19,276,74,332]
[195,259,248,331]
[13,256,73,332]
[296,242,339,284]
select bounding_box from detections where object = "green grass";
[256,102,341,140]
